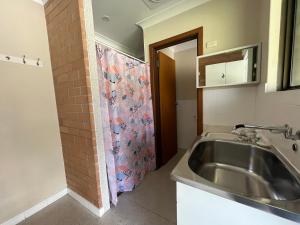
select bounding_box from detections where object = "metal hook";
[6,56,10,60]
[37,58,40,66]
[23,55,26,64]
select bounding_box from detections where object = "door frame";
[149,27,204,169]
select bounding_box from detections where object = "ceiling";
[92,0,209,59]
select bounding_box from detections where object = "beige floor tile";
[22,196,100,225]
[19,152,184,225]
[122,151,185,223]
[99,196,174,225]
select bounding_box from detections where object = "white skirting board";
[1,189,68,225]
[1,189,107,225]
[67,189,106,217]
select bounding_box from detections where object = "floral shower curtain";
[96,43,156,205]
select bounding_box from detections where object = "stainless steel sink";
[171,135,300,223]
[188,140,300,201]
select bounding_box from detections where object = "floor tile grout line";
[122,195,176,225]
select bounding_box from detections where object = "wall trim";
[1,189,68,225]
[95,32,137,57]
[83,0,110,216]
[67,189,105,217]
[1,188,107,225]
[32,0,48,5]
[136,0,211,30]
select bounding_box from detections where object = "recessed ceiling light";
[102,15,110,22]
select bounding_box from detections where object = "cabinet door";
[177,182,298,225]
[225,60,248,85]
[205,63,226,86]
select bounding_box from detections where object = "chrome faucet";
[234,124,300,141]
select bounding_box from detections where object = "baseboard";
[1,189,68,225]
[1,188,107,225]
[67,189,105,217]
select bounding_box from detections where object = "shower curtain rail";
[95,40,146,64]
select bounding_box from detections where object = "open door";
[149,27,203,168]
[158,52,178,165]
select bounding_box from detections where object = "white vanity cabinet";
[176,182,298,225]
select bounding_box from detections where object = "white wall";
[83,0,110,213]
[292,0,300,86]
[0,0,66,223]
[176,100,197,149]
[160,48,175,59]
[174,48,197,149]
[143,0,261,129]
[266,0,284,92]
[265,0,300,89]
[204,86,257,127]
[143,0,300,130]
[175,48,197,101]
[255,0,300,131]
[143,0,300,169]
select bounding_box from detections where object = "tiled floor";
[20,152,184,225]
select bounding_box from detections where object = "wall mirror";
[196,44,261,88]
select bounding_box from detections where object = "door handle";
[221,73,225,79]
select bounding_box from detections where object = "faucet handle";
[288,130,300,141]
[286,125,293,137]
[283,125,300,140]
[296,130,300,139]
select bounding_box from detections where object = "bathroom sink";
[171,134,300,222]
[188,140,300,201]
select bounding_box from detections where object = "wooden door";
[158,52,178,165]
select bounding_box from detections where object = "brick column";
[44,0,102,208]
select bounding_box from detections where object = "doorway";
[149,27,204,168]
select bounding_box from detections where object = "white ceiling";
[92,0,209,58]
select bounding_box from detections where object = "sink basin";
[188,140,300,201]
[172,135,300,222]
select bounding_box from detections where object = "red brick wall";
[44,0,102,208]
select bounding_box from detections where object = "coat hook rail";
[0,53,43,67]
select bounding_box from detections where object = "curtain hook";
[37,58,40,66]
[23,55,26,64]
